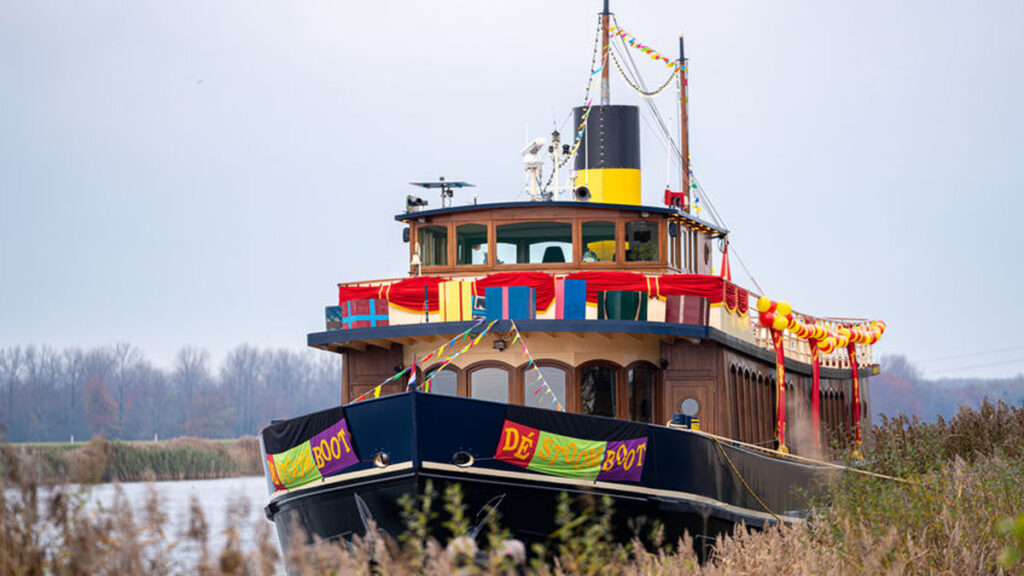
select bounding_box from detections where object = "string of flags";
[420,319,499,391]
[510,320,565,412]
[609,25,684,71]
[556,15,605,171]
[353,319,488,401]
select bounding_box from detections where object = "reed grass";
[1,436,263,485]
[2,402,1023,574]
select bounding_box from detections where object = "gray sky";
[1,1,1022,379]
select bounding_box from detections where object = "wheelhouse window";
[426,366,458,397]
[580,365,616,418]
[625,220,659,262]
[470,367,509,403]
[581,221,616,263]
[418,225,448,266]
[524,366,567,411]
[456,224,488,266]
[628,366,655,423]
[496,222,572,264]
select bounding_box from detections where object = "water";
[78,476,280,567]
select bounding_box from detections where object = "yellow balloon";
[772,315,789,331]
[776,301,792,317]
[756,296,772,313]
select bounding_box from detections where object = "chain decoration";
[608,46,679,98]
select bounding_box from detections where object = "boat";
[258,2,886,563]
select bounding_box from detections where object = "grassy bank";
[1,436,263,484]
[2,402,1024,574]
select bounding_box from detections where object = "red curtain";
[340,272,726,311]
[339,277,446,311]
[658,274,725,303]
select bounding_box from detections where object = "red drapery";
[339,277,446,312]
[340,272,726,312]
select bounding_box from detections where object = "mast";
[600,0,611,105]
[678,35,691,213]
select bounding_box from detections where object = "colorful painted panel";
[266,417,359,490]
[494,419,647,483]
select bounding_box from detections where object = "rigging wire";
[540,14,604,195]
[923,356,1024,376]
[917,344,1024,364]
[608,16,770,293]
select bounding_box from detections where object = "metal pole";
[678,35,691,213]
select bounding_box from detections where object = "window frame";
[493,219,575,268]
[518,359,573,411]
[455,222,492,268]
[465,361,513,404]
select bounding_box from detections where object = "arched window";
[523,365,568,411]
[425,366,459,397]
[627,364,655,423]
[469,366,510,403]
[580,365,617,418]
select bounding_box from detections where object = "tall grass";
[1,436,262,485]
[2,402,1023,574]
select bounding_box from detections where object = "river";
[78,475,281,570]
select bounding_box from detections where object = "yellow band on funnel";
[574,169,641,205]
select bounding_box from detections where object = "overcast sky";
[1,0,1022,379]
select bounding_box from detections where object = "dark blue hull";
[263,391,830,558]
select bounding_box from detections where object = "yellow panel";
[439,280,473,321]
[574,169,641,205]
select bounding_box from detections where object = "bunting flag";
[510,320,566,412]
[420,319,499,391]
[406,356,418,389]
[609,25,685,71]
[353,320,485,402]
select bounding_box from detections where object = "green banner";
[272,441,323,489]
[526,430,606,480]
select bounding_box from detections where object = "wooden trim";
[623,360,659,424]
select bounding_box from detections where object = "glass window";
[426,367,458,397]
[524,366,567,410]
[628,367,655,423]
[418,225,448,266]
[456,224,488,266]
[580,365,616,418]
[496,222,572,264]
[581,221,616,263]
[470,367,509,403]
[625,220,659,262]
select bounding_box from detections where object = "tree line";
[0,344,343,442]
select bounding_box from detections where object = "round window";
[680,398,700,417]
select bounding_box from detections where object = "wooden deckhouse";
[310,200,877,457]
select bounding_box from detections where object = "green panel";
[526,430,605,480]
[598,291,648,321]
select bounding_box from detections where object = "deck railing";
[335,276,878,369]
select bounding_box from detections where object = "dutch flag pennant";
[406,357,418,389]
